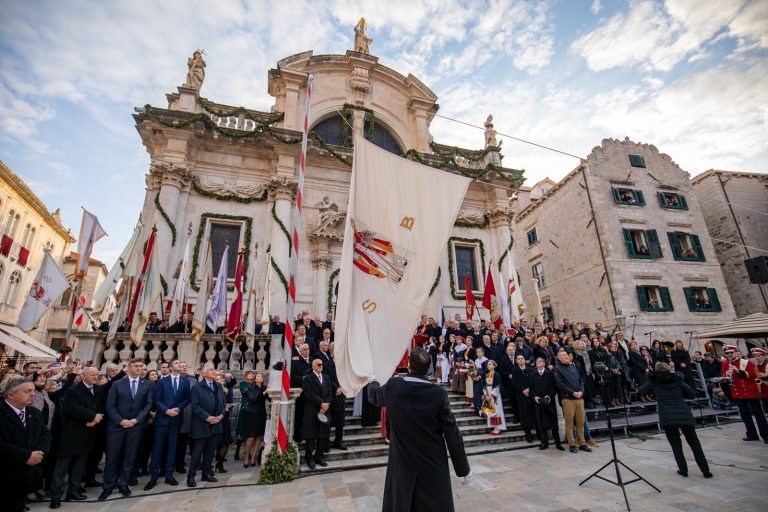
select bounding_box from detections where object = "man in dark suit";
[84,363,124,488]
[49,366,106,508]
[268,314,285,335]
[291,343,312,442]
[368,347,470,511]
[145,359,190,490]
[186,365,225,487]
[301,357,333,469]
[498,343,519,423]
[321,312,334,341]
[314,338,346,450]
[1,379,51,512]
[99,358,153,501]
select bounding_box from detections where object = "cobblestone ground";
[30,422,768,512]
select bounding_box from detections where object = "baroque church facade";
[133,42,523,327]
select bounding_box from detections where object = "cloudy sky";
[1,0,766,265]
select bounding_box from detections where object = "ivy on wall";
[446,236,486,301]
[270,257,289,296]
[271,203,292,256]
[429,267,441,297]
[497,239,514,271]
[190,213,252,291]
[160,274,168,296]
[327,268,340,314]
[154,193,177,246]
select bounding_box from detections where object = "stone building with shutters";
[512,137,736,349]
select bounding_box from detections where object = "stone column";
[311,249,332,317]
[485,186,514,285]
[155,166,185,277]
[267,176,296,321]
[176,339,202,370]
[168,171,193,273]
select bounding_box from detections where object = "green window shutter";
[667,232,682,260]
[679,194,688,210]
[659,287,673,311]
[636,286,648,312]
[646,229,663,258]
[635,190,645,205]
[708,288,722,312]
[657,192,666,207]
[612,188,621,204]
[691,234,704,261]
[623,229,636,257]
[683,287,696,311]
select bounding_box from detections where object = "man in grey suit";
[186,364,225,487]
[98,358,153,501]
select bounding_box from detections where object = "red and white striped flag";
[73,293,86,328]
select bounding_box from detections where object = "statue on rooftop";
[184,50,206,90]
[484,114,498,147]
[354,17,373,54]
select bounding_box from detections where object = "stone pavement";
[30,422,768,512]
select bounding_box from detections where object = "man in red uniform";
[721,345,768,443]
[750,347,768,413]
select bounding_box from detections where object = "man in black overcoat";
[0,379,51,512]
[302,357,333,470]
[368,347,471,512]
[291,343,312,442]
[314,338,346,450]
[50,366,106,508]
[530,357,564,450]
[511,354,536,443]
[498,343,518,422]
[186,365,225,487]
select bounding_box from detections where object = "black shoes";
[555,444,565,451]
[742,436,759,441]
[316,458,328,467]
[165,476,179,486]
[144,480,157,491]
[579,445,592,453]
[65,493,86,501]
[538,444,548,450]
[97,490,111,502]
[49,501,61,509]
[332,443,348,451]
[118,486,131,497]
[677,470,688,477]
[215,462,227,473]
[186,478,196,488]
[201,475,218,482]
[703,471,713,478]
[525,433,533,443]
[307,460,316,470]
[569,445,578,453]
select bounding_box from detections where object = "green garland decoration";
[191,180,268,203]
[271,203,293,256]
[429,267,441,297]
[190,213,252,291]
[447,236,486,301]
[199,100,285,125]
[309,131,352,166]
[454,215,489,229]
[154,193,177,246]
[403,149,523,184]
[270,256,289,296]
[340,103,375,146]
[160,274,168,296]
[430,142,493,162]
[497,239,514,271]
[259,440,297,484]
[327,268,340,314]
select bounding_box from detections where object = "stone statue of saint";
[484,114,498,147]
[354,17,373,54]
[184,50,206,90]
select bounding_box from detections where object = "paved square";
[31,423,768,511]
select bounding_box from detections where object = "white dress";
[438,353,451,383]
[485,382,507,431]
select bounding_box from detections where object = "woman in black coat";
[589,338,612,405]
[650,340,669,364]
[670,340,695,390]
[609,341,630,404]
[242,373,268,467]
[627,340,651,401]
[511,355,536,443]
[638,363,712,479]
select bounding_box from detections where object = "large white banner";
[334,136,470,396]
[76,209,107,275]
[17,252,70,331]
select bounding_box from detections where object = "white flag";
[334,136,470,396]
[107,276,131,345]
[191,241,212,342]
[92,220,142,316]
[130,246,163,345]
[508,250,526,322]
[244,265,258,342]
[168,238,191,325]
[207,245,228,332]
[76,209,107,275]
[17,252,70,331]
[498,270,511,330]
[259,252,272,335]
[530,278,544,326]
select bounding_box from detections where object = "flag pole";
[64,278,83,356]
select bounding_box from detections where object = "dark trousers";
[176,433,190,469]
[187,434,219,479]
[150,423,179,480]
[539,427,562,448]
[473,379,484,410]
[735,398,768,439]
[663,425,709,474]
[293,396,305,442]
[50,453,88,500]
[103,426,143,491]
[2,468,35,512]
[305,437,329,463]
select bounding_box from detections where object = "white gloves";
[462,471,474,486]
[367,375,377,384]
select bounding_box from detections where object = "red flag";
[482,265,502,329]
[128,226,157,322]
[465,275,476,320]
[225,250,245,341]
[73,294,86,327]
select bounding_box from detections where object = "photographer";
[638,362,712,478]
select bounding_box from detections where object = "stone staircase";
[297,383,538,475]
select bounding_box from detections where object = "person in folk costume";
[437,336,451,384]
[511,354,536,444]
[482,359,506,435]
[721,345,768,443]
[451,335,467,393]
[471,347,489,412]
[530,357,564,450]
[751,347,768,412]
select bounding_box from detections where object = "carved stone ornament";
[309,196,345,241]
[484,114,498,148]
[353,17,373,54]
[184,50,206,90]
[267,176,297,201]
[195,176,267,199]
[149,161,194,186]
[456,210,486,224]
[350,66,370,92]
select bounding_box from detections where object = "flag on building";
[130,232,163,345]
[530,278,545,326]
[498,270,511,329]
[225,250,244,341]
[244,265,258,342]
[107,276,132,345]
[191,240,213,342]
[76,209,107,276]
[482,262,502,329]
[207,245,228,333]
[465,275,476,320]
[168,237,191,325]
[508,251,526,322]
[259,251,272,335]
[17,252,70,331]
[92,220,142,317]
[334,136,470,396]
[73,294,86,328]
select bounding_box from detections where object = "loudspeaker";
[745,256,768,284]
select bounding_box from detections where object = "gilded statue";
[354,17,373,54]
[184,50,206,90]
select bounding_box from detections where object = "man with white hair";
[186,364,225,487]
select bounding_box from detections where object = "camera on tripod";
[593,361,610,377]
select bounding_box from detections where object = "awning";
[0,331,57,360]
[692,313,768,339]
[0,323,59,357]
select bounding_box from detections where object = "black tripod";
[580,373,660,511]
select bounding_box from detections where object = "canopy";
[0,331,57,360]
[692,313,768,340]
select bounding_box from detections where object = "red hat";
[750,347,767,356]
[723,344,738,353]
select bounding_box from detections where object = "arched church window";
[311,115,402,155]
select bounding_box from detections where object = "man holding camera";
[554,350,590,453]
[722,345,768,443]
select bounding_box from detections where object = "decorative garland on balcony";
[454,215,489,229]
[429,267,441,297]
[326,268,340,314]
[154,193,177,246]
[446,236,486,301]
[190,213,252,291]
[497,239,514,271]
[430,142,494,162]
[271,202,292,256]
[191,180,268,204]
[199,100,285,125]
[270,256,289,296]
[403,149,523,184]
[340,103,375,146]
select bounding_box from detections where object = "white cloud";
[591,0,602,15]
[728,0,768,53]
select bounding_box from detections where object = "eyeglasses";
[724,351,735,355]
